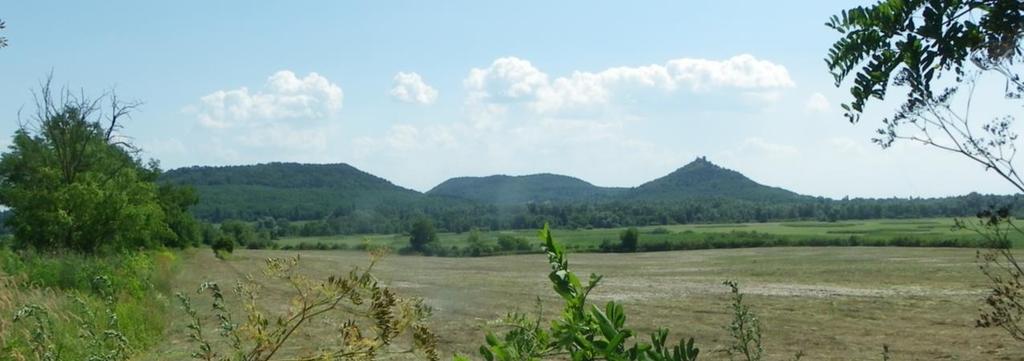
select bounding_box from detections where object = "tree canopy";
[409,219,437,252]
[0,19,7,49]
[827,1,1024,343]
[0,81,199,253]
[827,0,1024,124]
[828,0,1024,192]
[619,227,639,252]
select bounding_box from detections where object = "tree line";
[212,192,1024,238]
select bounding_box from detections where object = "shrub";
[177,252,439,361]
[211,235,234,255]
[409,219,437,252]
[724,280,764,361]
[598,239,617,252]
[472,225,700,361]
[1,249,178,359]
[464,229,491,256]
[649,227,673,235]
[619,227,639,252]
[497,234,532,252]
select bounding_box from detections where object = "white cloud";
[804,92,830,113]
[666,54,795,90]
[193,70,343,129]
[348,54,796,190]
[737,137,800,158]
[390,72,438,105]
[464,54,795,114]
[464,57,549,102]
[183,70,344,161]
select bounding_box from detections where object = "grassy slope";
[276,218,1021,250]
[149,247,1022,360]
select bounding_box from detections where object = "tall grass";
[0,248,179,360]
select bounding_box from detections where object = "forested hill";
[427,173,627,204]
[160,163,430,221]
[630,157,806,202]
[429,158,805,204]
[160,160,1023,235]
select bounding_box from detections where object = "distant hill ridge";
[162,162,415,191]
[630,156,805,202]
[160,157,810,221]
[161,162,427,221]
[427,157,803,204]
[427,173,627,205]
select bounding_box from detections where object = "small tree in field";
[409,219,437,252]
[620,227,639,252]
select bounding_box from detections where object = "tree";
[497,234,531,252]
[827,0,1024,342]
[155,182,202,248]
[0,18,7,49]
[0,79,183,253]
[409,219,437,252]
[619,227,639,252]
[826,0,1024,188]
[463,227,492,256]
[220,219,257,247]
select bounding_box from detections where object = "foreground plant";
[827,0,1024,345]
[469,225,700,361]
[177,251,439,361]
[723,281,763,361]
[9,276,133,361]
[958,208,1024,341]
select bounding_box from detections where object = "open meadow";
[148,245,1024,361]
[8,2,1024,359]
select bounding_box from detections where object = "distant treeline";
[161,162,1023,236]
[219,193,1021,237]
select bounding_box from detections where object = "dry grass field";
[148,246,1024,360]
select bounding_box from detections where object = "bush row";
[227,230,993,257]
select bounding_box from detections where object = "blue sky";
[0,1,1018,197]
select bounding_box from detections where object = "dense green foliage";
[827,0,1024,346]
[0,88,198,253]
[620,227,639,252]
[276,218,1006,257]
[160,163,432,221]
[0,248,179,360]
[630,157,801,202]
[471,225,700,361]
[827,0,1024,124]
[0,18,6,49]
[156,184,203,248]
[162,160,1022,237]
[409,219,438,252]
